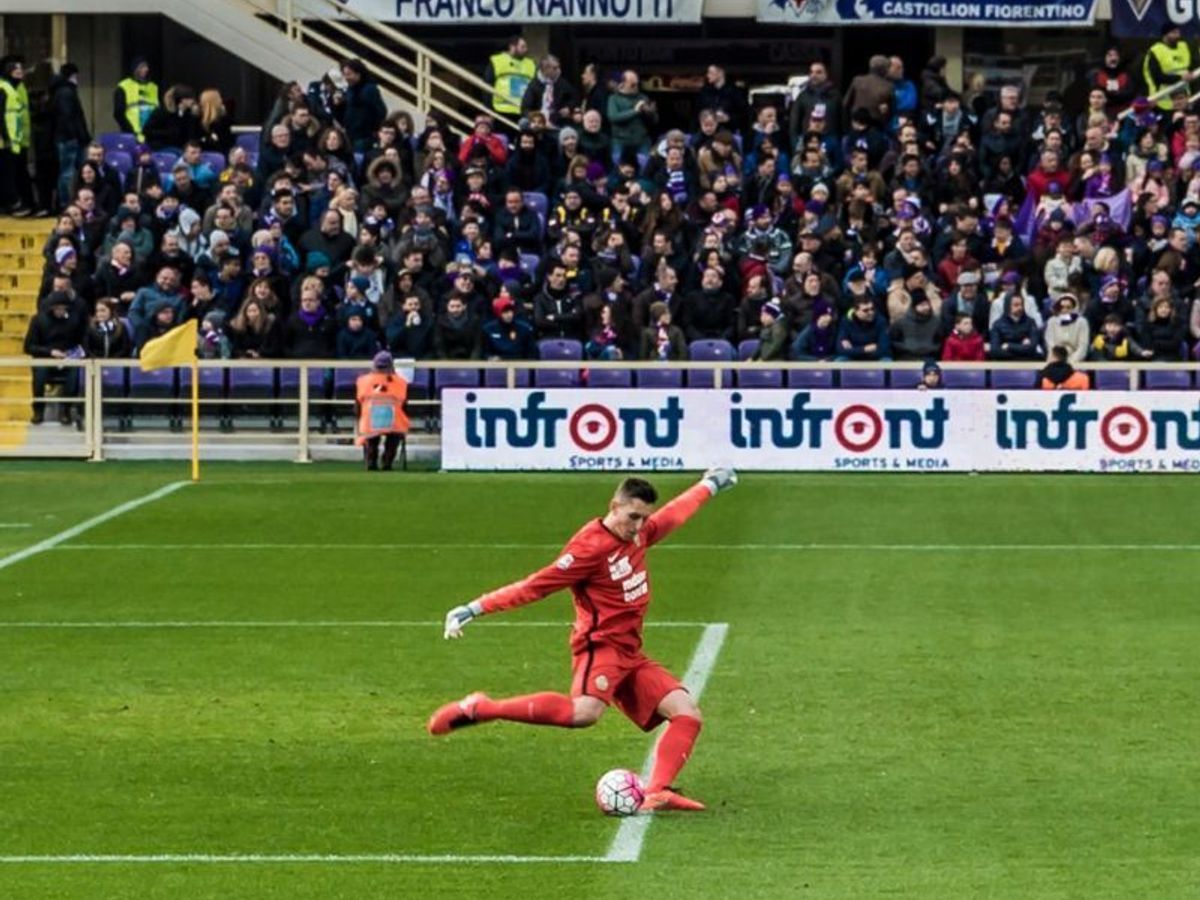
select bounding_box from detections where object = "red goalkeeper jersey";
[477,484,711,656]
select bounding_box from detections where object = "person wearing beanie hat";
[482,290,536,360]
[51,61,91,208]
[918,359,943,390]
[750,299,790,360]
[337,299,381,361]
[305,251,332,275]
[54,245,77,268]
[354,347,409,471]
[114,57,159,141]
[791,297,837,361]
[1145,22,1195,113]
[0,56,34,215]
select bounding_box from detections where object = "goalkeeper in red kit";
[427,468,738,812]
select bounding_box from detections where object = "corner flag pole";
[190,358,201,482]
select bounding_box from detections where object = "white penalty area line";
[0,482,189,573]
[49,542,1200,552]
[0,853,609,865]
[0,523,31,528]
[0,620,714,629]
[606,622,729,864]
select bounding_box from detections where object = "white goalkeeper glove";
[443,601,483,640]
[701,467,738,496]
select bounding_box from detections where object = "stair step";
[0,251,42,269]
[0,272,41,291]
[0,216,56,234]
[0,289,39,307]
[0,234,41,252]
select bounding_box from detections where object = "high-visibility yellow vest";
[488,52,535,115]
[0,80,29,154]
[1144,41,1194,110]
[117,77,160,140]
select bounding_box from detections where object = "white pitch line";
[49,542,1200,552]
[0,482,189,573]
[0,853,612,865]
[0,523,31,528]
[606,622,729,863]
[0,620,712,629]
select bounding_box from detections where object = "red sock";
[476,692,576,728]
[647,715,702,792]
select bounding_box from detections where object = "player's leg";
[616,660,706,811]
[363,436,380,470]
[426,648,621,735]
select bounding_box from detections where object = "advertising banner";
[756,0,1097,27]
[1113,0,1200,38]
[343,0,703,24]
[441,388,1200,473]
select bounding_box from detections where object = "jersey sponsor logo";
[607,556,632,580]
[555,553,575,570]
[595,674,609,691]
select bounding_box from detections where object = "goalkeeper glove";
[443,600,483,640]
[701,467,738,496]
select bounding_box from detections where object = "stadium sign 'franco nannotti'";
[441,389,1200,473]
[343,0,703,23]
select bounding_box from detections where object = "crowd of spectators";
[15,31,1200,420]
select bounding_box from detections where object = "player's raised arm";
[643,468,738,548]
[442,548,597,639]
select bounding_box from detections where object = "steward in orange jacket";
[355,350,410,470]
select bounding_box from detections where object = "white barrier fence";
[443,388,1200,472]
[0,358,1196,467]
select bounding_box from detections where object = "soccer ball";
[595,768,644,817]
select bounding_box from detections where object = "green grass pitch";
[0,462,1197,899]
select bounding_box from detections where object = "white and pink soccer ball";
[595,768,644,816]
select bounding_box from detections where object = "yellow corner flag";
[137,318,202,481]
[138,318,197,371]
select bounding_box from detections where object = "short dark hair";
[616,478,657,505]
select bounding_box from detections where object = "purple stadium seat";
[538,339,583,361]
[990,369,1038,390]
[484,368,532,387]
[787,369,835,390]
[228,367,276,396]
[105,150,133,177]
[100,366,129,397]
[839,369,885,389]
[278,367,331,397]
[737,340,759,360]
[128,367,177,397]
[688,340,736,388]
[99,132,138,154]
[523,192,548,221]
[1094,369,1134,390]
[942,369,987,390]
[519,253,540,276]
[588,367,633,388]
[333,368,361,399]
[200,152,226,174]
[637,368,684,388]
[235,132,260,154]
[178,366,227,397]
[153,151,178,174]
[435,368,481,392]
[1144,369,1194,390]
[405,367,432,396]
[738,367,783,389]
[535,368,581,388]
[887,368,924,389]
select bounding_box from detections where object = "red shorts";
[570,644,684,732]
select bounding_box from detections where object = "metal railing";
[1,358,1196,462]
[235,0,520,134]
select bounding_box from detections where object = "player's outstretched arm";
[644,468,738,547]
[440,548,596,640]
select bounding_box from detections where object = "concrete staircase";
[0,218,52,450]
